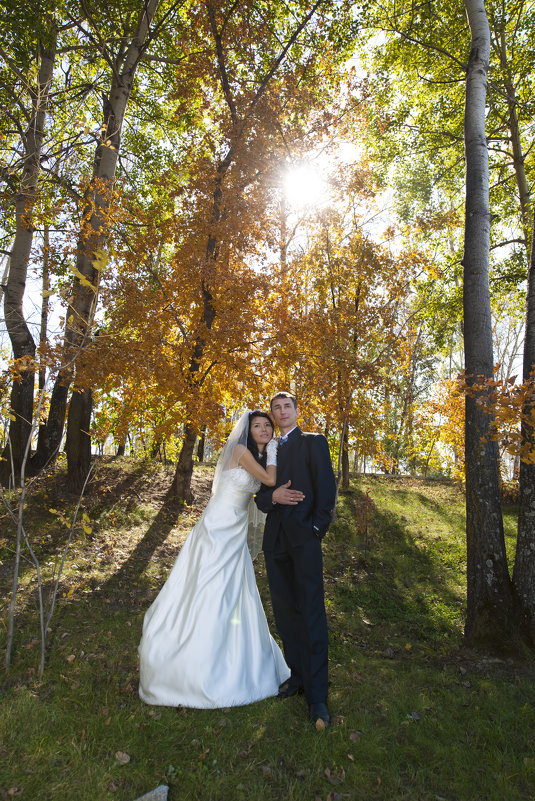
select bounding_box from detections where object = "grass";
[1,462,535,801]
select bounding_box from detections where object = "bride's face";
[250,416,274,449]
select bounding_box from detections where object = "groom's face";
[271,397,298,432]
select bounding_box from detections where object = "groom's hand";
[272,480,305,505]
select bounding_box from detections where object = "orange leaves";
[463,370,535,466]
[424,369,535,480]
[260,204,421,445]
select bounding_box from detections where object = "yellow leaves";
[49,506,92,534]
[68,263,98,292]
[82,509,92,535]
[434,369,535,477]
[92,250,108,272]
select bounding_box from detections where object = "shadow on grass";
[98,489,185,605]
[0,460,176,593]
[87,457,174,511]
[385,485,466,529]
[329,481,467,649]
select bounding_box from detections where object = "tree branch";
[490,238,526,251]
[243,0,325,125]
[206,2,238,125]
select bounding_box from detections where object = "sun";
[283,164,327,210]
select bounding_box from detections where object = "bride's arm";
[236,443,277,486]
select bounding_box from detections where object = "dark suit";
[255,427,336,704]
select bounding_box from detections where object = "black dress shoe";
[309,702,330,729]
[277,679,304,699]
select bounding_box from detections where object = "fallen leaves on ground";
[324,766,346,784]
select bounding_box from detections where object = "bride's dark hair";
[247,410,274,465]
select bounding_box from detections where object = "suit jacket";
[255,427,336,550]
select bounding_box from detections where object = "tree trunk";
[36,223,51,456]
[32,379,69,469]
[169,0,322,502]
[492,14,535,641]
[1,29,57,483]
[116,440,126,457]
[172,424,197,503]
[513,209,535,642]
[32,0,161,473]
[66,389,93,492]
[341,424,350,491]
[168,208,216,502]
[150,439,162,460]
[494,26,532,249]
[462,0,517,649]
[0,254,9,304]
[196,427,206,462]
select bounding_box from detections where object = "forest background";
[2,0,535,658]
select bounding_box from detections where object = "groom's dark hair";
[270,391,297,410]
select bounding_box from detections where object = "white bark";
[463,0,514,646]
[37,0,162,473]
[65,0,162,356]
[4,32,56,359]
[1,29,57,474]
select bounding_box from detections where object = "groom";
[255,392,336,728]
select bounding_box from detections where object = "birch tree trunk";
[341,424,350,491]
[1,28,57,483]
[462,0,517,648]
[513,209,535,642]
[36,222,51,455]
[32,0,161,485]
[494,27,531,250]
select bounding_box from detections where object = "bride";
[138,410,290,708]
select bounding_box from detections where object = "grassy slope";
[1,462,534,801]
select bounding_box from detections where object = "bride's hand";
[265,438,278,466]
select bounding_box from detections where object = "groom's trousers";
[264,529,328,704]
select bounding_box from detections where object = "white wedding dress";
[138,465,290,708]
